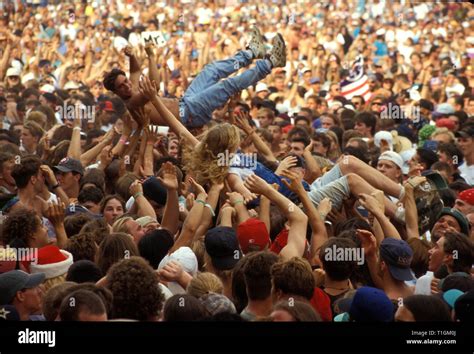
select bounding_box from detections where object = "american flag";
[340,55,372,102]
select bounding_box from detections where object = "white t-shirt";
[458,162,474,186]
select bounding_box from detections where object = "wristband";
[73,126,81,131]
[232,200,244,206]
[319,212,327,220]
[119,137,128,144]
[133,192,144,199]
[204,203,215,217]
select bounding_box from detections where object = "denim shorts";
[307,164,351,210]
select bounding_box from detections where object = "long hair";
[183,123,240,185]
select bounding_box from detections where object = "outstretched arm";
[280,169,329,264]
[123,46,141,86]
[245,174,308,260]
[138,76,199,147]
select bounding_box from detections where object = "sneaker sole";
[248,27,266,59]
[269,34,286,68]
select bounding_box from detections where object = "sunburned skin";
[117,74,180,126]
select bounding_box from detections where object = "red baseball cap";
[237,218,271,255]
[101,100,115,112]
[458,188,474,206]
[436,118,455,130]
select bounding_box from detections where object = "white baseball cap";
[21,72,36,85]
[255,82,269,93]
[6,67,21,77]
[378,151,403,171]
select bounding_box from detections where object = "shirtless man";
[103,27,287,128]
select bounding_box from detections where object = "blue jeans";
[179,50,272,127]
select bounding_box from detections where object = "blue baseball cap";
[380,238,415,281]
[205,227,242,271]
[349,286,394,322]
[443,289,464,309]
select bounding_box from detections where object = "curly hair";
[183,123,240,185]
[80,218,110,245]
[103,68,126,92]
[2,208,42,247]
[65,232,98,262]
[107,256,165,321]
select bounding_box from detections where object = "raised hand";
[157,260,184,282]
[358,193,383,215]
[99,145,113,167]
[144,41,155,57]
[40,165,58,187]
[188,177,207,199]
[356,229,377,258]
[129,179,144,198]
[226,191,245,206]
[145,125,160,144]
[122,45,134,57]
[280,169,303,193]
[243,174,269,198]
[234,109,254,135]
[276,156,298,172]
[158,162,179,191]
[45,201,66,226]
[317,198,332,218]
[138,76,158,101]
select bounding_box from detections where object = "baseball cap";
[55,157,84,175]
[0,304,20,320]
[204,227,242,271]
[412,172,447,234]
[458,188,474,206]
[40,84,55,94]
[142,176,167,206]
[64,81,80,90]
[454,290,474,322]
[437,208,470,236]
[255,83,269,93]
[100,100,115,112]
[443,289,464,309]
[378,151,403,170]
[6,67,21,77]
[436,118,456,130]
[158,247,198,294]
[136,216,158,228]
[199,292,237,315]
[433,103,455,117]
[0,270,45,304]
[237,218,271,255]
[455,125,474,139]
[380,238,415,281]
[349,286,394,322]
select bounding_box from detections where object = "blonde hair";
[112,216,134,234]
[42,274,67,293]
[187,272,224,299]
[431,127,455,143]
[183,123,240,185]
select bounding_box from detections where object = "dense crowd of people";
[0,0,473,323]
